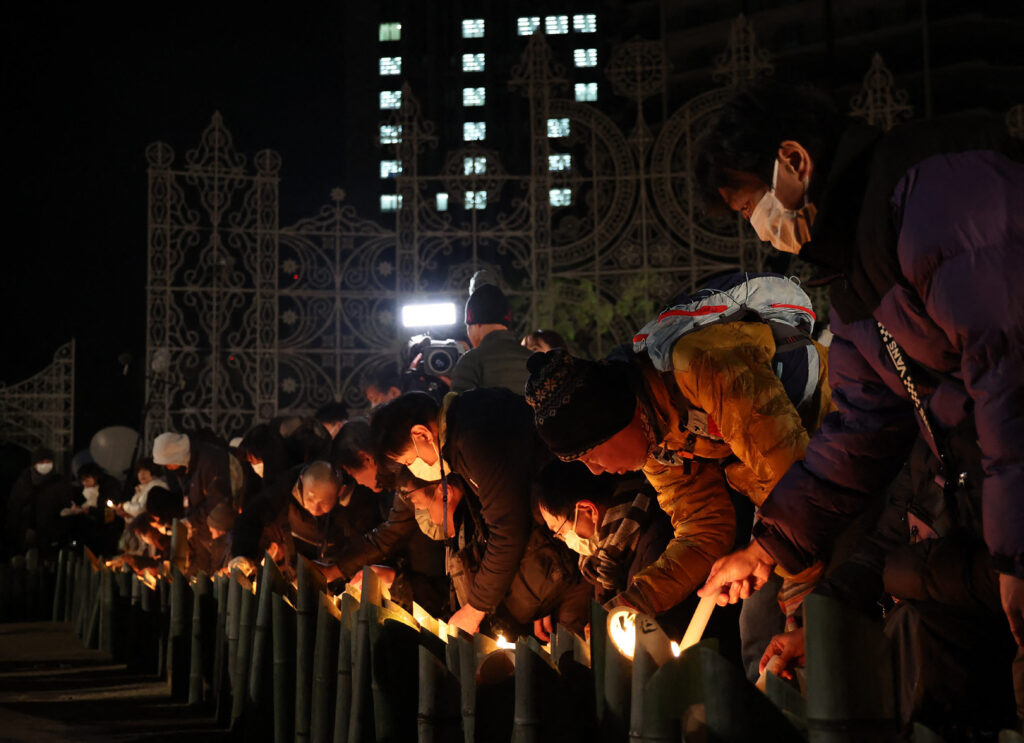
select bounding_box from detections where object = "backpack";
[632,272,821,442]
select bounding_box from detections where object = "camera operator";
[450,274,532,395]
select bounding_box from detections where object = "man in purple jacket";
[691,83,1023,717]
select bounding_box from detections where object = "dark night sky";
[2,8,359,451]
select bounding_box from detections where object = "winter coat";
[630,320,831,612]
[439,388,554,613]
[230,465,381,578]
[754,114,1024,578]
[6,467,70,555]
[443,486,590,636]
[449,328,533,394]
[122,477,170,519]
[170,437,231,526]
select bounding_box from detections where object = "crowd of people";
[3,82,1022,738]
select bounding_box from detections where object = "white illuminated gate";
[143,15,962,443]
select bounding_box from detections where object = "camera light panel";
[401,302,457,328]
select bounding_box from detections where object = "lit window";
[574,48,598,68]
[462,53,485,72]
[573,14,597,33]
[379,56,402,75]
[379,22,401,42]
[550,188,572,207]
[462,19,484,38]
[380,90,402,109]
[465,190,487,210]
[574,82,598,102]
[380,194,403,212]
[517,16,540,35]
[436,193,449,211]
[463,87,485,107]
[547,118,570,138]
[380,160,402,178]
[548,154,571,171]
[545,15,569,34]
[464,156,487,175]
[463,121,486,141]
[380,125,403,144]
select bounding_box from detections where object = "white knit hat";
[152,432,191,467]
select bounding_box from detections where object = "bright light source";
[401,302,457,328]
[495,633,516,649]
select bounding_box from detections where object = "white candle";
[679,594,716,651]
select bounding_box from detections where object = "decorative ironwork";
[712,14,774,87]
[0,340,75,463]
[145,16,813,439]
[849,53,913,131]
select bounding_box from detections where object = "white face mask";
[414,507,444,540]
[251,460,265,479]
[563,506,599,557]
[82,485,100,508]
[407,437,443,482]
[35,462,54,475]
[749,159,812,254]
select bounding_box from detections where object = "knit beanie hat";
[465,283,511,326]
[152,432,191,467]
[206,502,236,533]
[525,349,637,461]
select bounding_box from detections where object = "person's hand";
[697,541,776,606]
[533,615,554,642]
[227,556,257,579]
[348,565,396,590]
[759,627,806,680]
[999,573,1024,646]
[448,604,486,636]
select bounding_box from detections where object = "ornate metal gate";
[144,15,986,442]
[0,341,75,462]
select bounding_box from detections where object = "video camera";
[401,335,467,401]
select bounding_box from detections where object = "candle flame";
[106,499,115,507]
[670,640,681,657]
[608,608,637,660]
[495,633,516,649]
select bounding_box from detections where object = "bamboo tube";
[272,592,297,743]
[804,594,898,743]
[347,599,377,743]
[84,566,102,650]
[157,576,170,679]
[168,566,192,701]
[418,645,462,743]
[250,554,288,705]
[452,633,476,743]
[310,594,341,743]
[52,549,67,621]
[295,555,325,743]
[98,567,115,655]
[512,638,559,743]
[333,592,358,743]
[226,571,244,700]
[628,642,657,741]
[231,583,256,728]
[188,572,212,705]
[212,574,231,723]
[170,518,188,574]
[365,608,428,742]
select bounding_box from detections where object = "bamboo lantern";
[211,574,231,724]
[333,591,359,743]
[98,565,115,655]
[249,552,290,718]
[347,571,381,743]
[310,592,342,743]
[230,578,256,729]
[368,600,422,741]
[169,518,188,574]
[272,591,298,743]
[51,549,68,621]
[225,570,244,706]
[804,594,898,743]
[418,644,463,743]
[296,555,327,743]
[512,637,560,742]
[167,565,192,700]
[188,571,212,705]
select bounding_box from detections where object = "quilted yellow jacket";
[621,321,831,614]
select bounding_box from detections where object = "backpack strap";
[766,320,813,354]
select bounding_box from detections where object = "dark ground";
[0,622,227,743]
